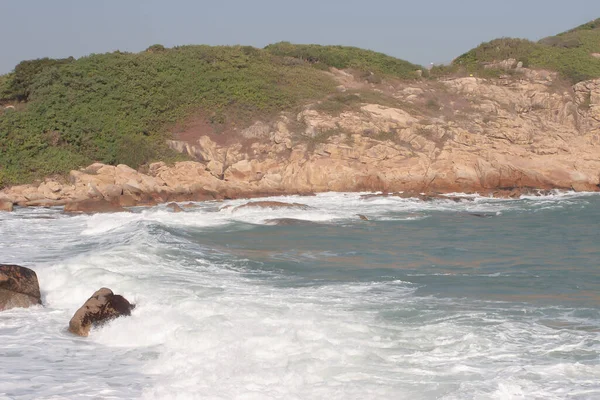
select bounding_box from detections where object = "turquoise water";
[1,192,599,399]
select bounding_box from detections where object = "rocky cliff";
[1,67,599,208]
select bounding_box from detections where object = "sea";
[1,192,599,400]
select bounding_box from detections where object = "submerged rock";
[232,201,312,212]
[0,264,42,311]
[469,212,496,218]
[69,288,135,337]
[397,192,471,202]
[361,192,473,202]
[166,202,184,212]
[264,218,319,226]
[64,198,126,213]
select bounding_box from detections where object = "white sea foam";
[1,192,599,399]
[20,191,594,240]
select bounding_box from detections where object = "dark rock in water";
[358,214,369,221]
[166,202,184,213]
[23,199,66,207]
[488,189,524,198]
[264,218,318,226]
[416,193,472,202]
[232,201,313,212]
[0,264,42,311]
[64,198,126,213]
[438,195,471,203]
[20,215,58,220]
[69,288,135,337]
[469,212,495,218]
[485,187,555,198]
[0,200,13,212]
[361,192,473,202]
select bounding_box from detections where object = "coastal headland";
[2,20,600,209]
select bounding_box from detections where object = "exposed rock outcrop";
[64,198,126,213]
[2,69,600,206]
[68,288,135,337]
[166,202,184,212]
[0,200,13,212]
[0,265,42,311]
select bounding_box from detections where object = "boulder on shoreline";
[68,288,135,337]
[0,200,13,212]
[166,202,184,212]
[64,198,126,213]
[22,199,65,207]
[0,264,42,311]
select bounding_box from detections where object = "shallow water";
[1,192,599,399]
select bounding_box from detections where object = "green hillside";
[0,43,425,187]
[452,18,600,82]
[264,42,423,80]
[0,46,327,186]
[2,19,599,189]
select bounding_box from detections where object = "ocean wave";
[2,192,600,398]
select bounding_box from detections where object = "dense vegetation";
[2,19,598,188]
[451,18,600,83]
[2,57,75,102]
[0,45,339,186]
[265,42,423,80]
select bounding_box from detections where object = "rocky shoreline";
[2,68,600,211]
[0,162,584,213]
[0,158,596,213]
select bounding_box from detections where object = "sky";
[1,0,599,73]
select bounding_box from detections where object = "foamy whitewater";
[1,192,600,399]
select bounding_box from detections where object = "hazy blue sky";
[1,0,599,73]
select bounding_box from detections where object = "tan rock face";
[360,104,418,126]
[68,288,134,337]
[64,199,126,213]
[166,202,184,212]
[241,121,271,139]
[0,265,42,311]
[0,200,13,212]
[1,71,600,206]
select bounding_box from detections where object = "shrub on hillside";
[453,18,600,84]
[1,57,74,102]
[146,44,167,53]
[264,42,423,79]
[0,45,336,186]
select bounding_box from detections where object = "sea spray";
[1,192,599,399]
